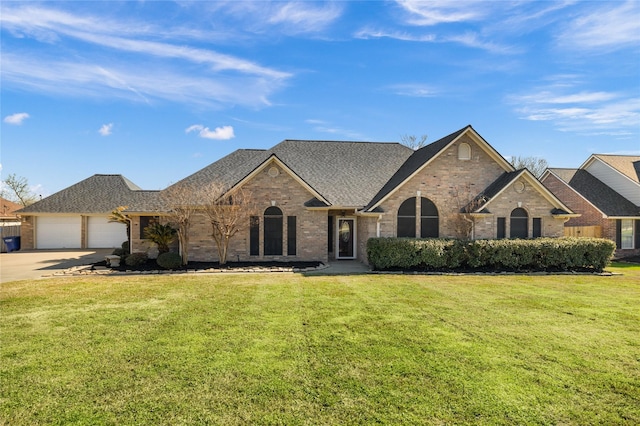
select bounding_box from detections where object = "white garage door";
[36,216,81,249]
[88,217,127,248]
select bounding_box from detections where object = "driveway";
[1,249,112,283]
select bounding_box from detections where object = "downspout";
[376,214,382,237]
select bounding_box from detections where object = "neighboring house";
[19,126,576,263]
[1,197,22,253]
[18,175,162,250]
[541,154,640,257]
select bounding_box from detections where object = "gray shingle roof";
[167,141,414,208]
[17,174,162,214]
[562,169,640,217]
[364,126,471,210]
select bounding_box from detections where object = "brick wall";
[372,137,566,242]
[180,161,329,263]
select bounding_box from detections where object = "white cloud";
[0,5,291,107]
[388,83,438,98]
[99,123,113,136]
[268,2,343,33]
[186,124,235,140]
[397,0,489,26]
[509,83,640,135]
[557,1,640,50]
[3,112,30,125]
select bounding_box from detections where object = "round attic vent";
[514,180,525,193]
[268,166,279,177]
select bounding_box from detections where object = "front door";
[337,217,356,259]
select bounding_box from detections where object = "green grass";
[2,264,639,425]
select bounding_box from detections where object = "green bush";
[121,241,130,255]
[367,237,615,272]
[112,248,126,257]
[156,252,182,270]
[125,252,148,267]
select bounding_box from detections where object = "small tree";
[400,134,428,150]
[449,184,485,240]
[200,183,257,265]
[510,156,548,179]
[143,223,176,254]
[1,173,39,206]
[161,183,201,266]
[108,206,130,249]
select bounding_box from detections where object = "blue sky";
[2,1,639,197]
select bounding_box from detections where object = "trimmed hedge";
[367,237,615,273]
[125,252,148,267]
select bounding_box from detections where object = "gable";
[581,155,640,206]
[365,125,514,211]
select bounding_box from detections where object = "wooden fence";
[564,226,602,238]
[1,225,21,252]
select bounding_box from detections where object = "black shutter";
[249,216,259,256]
[287,216,296,256]
[615,220,622,249]
[533,218,542,238]
[635,220,640,250]
[497,217,506,239]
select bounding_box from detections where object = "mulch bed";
[93,259,322,272]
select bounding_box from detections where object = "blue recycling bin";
[3,236,20,252]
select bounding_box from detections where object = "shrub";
[156,252,182,270]
[112,248,126,257]
[367,237,615,272]
[121,241,130,254]
[143,223,176,254]
[125,252,148,267]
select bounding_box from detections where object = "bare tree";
[510,156,548,179]
[160,183,201,266]
[200,183,257,265]
[1,174,39,206]
[449,184,485,240]
[400,134,428,150]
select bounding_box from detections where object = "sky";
[1,0,639,198]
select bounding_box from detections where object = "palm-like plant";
[143,223,177,254]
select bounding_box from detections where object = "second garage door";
[88,216,127,248]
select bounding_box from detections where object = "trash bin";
[3,236,20,252]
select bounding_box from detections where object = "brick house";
[541,154,640,257]
[19,125,576,263]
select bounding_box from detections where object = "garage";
[87,216,127,248]
[36,216,81,249]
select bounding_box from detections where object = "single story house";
[19,125,576,263]
[542,154,640,257]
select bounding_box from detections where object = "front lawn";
[2,265,639,425]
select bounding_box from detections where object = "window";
[287,216,297,256]
[458,143,471,160]
[510,208,528,239]
[533,218,542,238]
[139,216,158,239]
[249,216,259,256]
[497,217,506,239]
[420,197,439,238]
[264,206,283,255]
[397,197,416,237]
[620,219,634,249]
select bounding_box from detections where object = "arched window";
[397,197,416,237]
[264,206,283,255]
[510,208,528,239]
[458,143,471,160]
[420,198,439,238]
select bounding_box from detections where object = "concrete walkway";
[307,260,370,275]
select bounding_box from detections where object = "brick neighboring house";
[18,125,576,263]
[541,154,640,258]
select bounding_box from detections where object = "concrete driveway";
[1,249,112,283]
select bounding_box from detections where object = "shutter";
[615,220,622,249]
[635,220,640,250]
